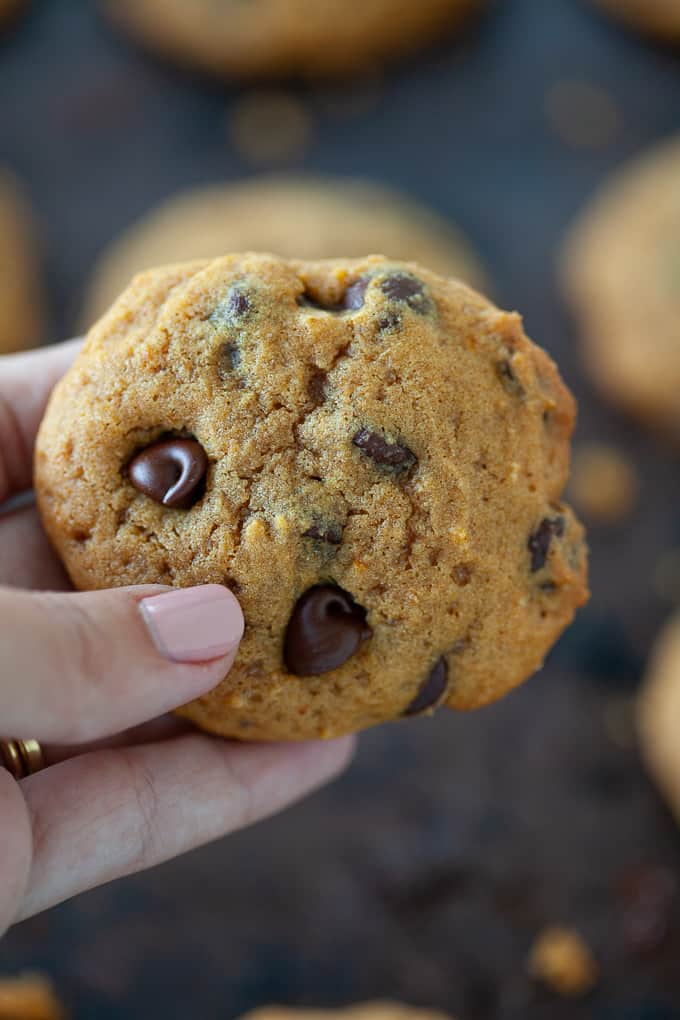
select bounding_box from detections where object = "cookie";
[101,0,484,79]
[638,611,680,826]
[82,177,488,328]
[242,1005,454,1020]
[0,974,66,1020]
[0,167,44,354]
[561,136,680,445]
[36,253,588,742]
[589,0,680,42]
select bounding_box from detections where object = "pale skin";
[0,339,355,937]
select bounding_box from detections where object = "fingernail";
[139,584,244,663]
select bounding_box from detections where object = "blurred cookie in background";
[561,136,680,446]
[83,176,488,326]
[589,0,680,42]
[638,612,680,827]
[568,443,638,523]
[0,167,45,354]
[243,1005,455,1020]
[0,973,66,1020]
[100,0,485,79]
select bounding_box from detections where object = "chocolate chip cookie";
[82,177,488,328]
[589,0,680,42]
[242,1005,455,1020]
[561,135,680,445]
[101,0,484,78]
[36,253,588,741]
[0,167,44,354]
[638,611,680,827]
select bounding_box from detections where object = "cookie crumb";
[0,973,67,1020]
[546,79,621,149]
[228,91,312,168]
[527,926,599,997]
[568,443,638,523]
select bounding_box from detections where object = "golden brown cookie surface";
[561,136,680,445]
[0,168,44,354]
[101,0,484,78]
[83,177,488,328]
[37,254,587,741]
[590,0,680,41]
[638,611,680,826]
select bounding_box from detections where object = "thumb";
[0,584,244,744]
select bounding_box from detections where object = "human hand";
[0,340,355,936]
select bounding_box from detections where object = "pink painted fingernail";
[139,585,244,663]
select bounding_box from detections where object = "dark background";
[2,1,680,1017]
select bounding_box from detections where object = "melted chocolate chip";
[284,585,371,676]
[211,287,251,324]
[528,516,565,572]
[381,273,431,313]
[403,657,449,716]
[307,367,328,404]
[227,289,250,317]
[299,277,369,313]
[497,359,524,397]
[353,428,417,470]
[342,277,369,310]
[128,438,207,509]
[303,523,343,545]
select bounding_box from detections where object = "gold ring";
[0,739,44,780]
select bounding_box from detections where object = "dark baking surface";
[2,1,680,1017]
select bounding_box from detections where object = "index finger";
[0,338,82,503]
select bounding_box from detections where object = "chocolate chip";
[303,523,343,545]
[403,657,449,716]
[211,287,251,324]
[381,273,431,313]
[227,289,250,317]
[497,359,524,397]
[284,585,372,676]
[307,367,327,405]
[353,428,417,471]
[342,277,369,310]
[528,516,565,572]
[128,438,208,509]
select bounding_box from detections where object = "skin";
[0,339,354,935]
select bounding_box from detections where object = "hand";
[0,340,354,936]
